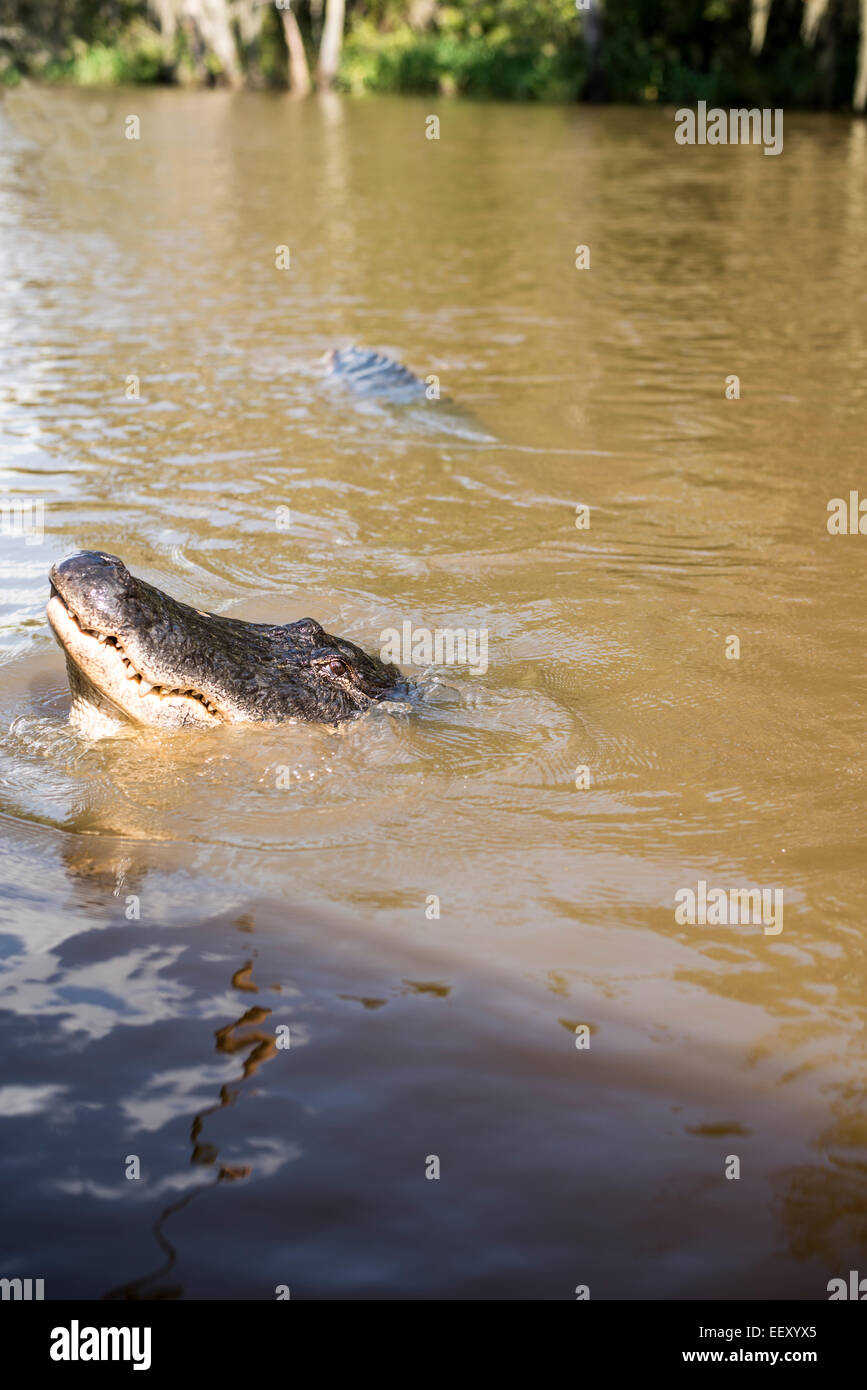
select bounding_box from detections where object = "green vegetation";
[598,0,863,109]
[67,22,166,86]
[341,3,585,101]
[0,0,864,110]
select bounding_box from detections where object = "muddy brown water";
[0,87,865,1299]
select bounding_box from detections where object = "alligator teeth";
[70,608,218,712]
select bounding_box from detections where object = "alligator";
[323,346,495,441]
[322,347,429,404]
[47,551,409,736]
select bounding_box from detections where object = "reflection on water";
[0,87,866,1296]
[105,943,275,1300]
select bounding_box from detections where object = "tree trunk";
[317,0,345,89]
[856,0,867,110]
[280,4,312,97]
[186,0,243,87]
[749,0,772,54]
[802,0,830,46]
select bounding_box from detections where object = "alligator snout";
[50,551,134,630]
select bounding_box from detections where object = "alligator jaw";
[47,586,224,734]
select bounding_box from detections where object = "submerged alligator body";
[47,552,409,737]
[323,347,428,404]
[323,346,495,442]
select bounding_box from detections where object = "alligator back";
[322,345,496,442]
[323,347,428,404]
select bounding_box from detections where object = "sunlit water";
[1,87,866,1298]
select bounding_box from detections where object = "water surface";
[1,88,866,1298]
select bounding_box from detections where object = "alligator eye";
[327,658,349,678]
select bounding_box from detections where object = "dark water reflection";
[1,823,859,1300]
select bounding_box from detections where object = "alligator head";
[47,552,408,735]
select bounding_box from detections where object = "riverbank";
[1,3,865,110]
